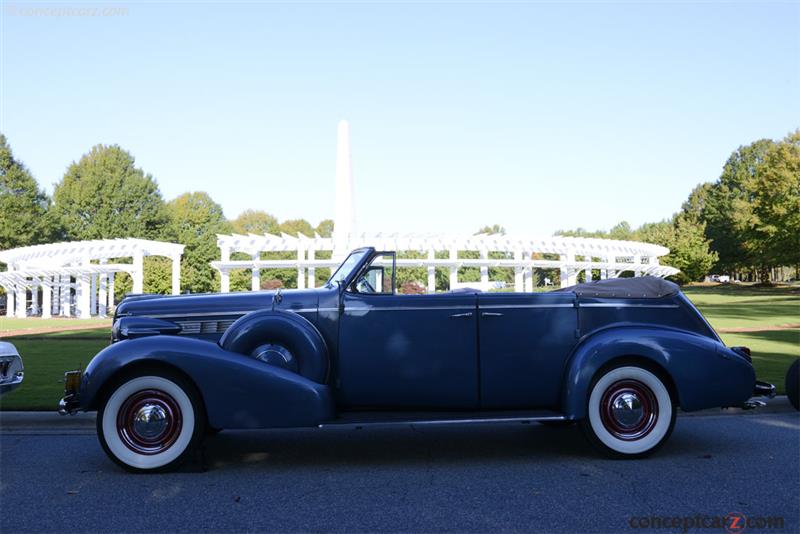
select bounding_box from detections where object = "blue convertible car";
[60,248,774,471]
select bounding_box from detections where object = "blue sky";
[2,1,798,236]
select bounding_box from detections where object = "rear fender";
[561,326,755,418]
[80,336,334,429]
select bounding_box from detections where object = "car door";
[337,290,479,410]
[478,292,578,409]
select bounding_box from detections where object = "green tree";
[476,224,505,235]
[704,139,775,278]
[231,209,279,235]
[166,192,232,293]
[752,130,800,273]
[316,219,334,238]
[637,217,717,283]
[608,221,634,240]
[279,218,315,237]
[0,134,56,250]
[52,144,167,240]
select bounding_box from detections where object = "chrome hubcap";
[132,403,169,440]
[610,392,645,428]
[600,379,658,441]
[117,389,183,455]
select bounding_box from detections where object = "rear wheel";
[97,369,205,472]
[580,365,676,458]
[786,359,799,411]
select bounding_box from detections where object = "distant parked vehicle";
[709,275,731,283]
[0,342,24,395]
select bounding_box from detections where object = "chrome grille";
[175,318,237,335]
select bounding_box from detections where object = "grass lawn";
[682,285,799,330]
[0,317,112,335]
[0,328,109,411]
[0,285,797,410]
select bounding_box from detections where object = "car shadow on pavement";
[195,423,612,472]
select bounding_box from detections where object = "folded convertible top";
[556,276,680,299]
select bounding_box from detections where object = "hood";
[115,288,323,319]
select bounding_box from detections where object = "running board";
[318,410,568,429]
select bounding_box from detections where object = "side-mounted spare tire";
[219,310,329,384]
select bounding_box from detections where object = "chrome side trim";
[147,310,255,319]
[318,414,567,429]
[579,303,680,308]
[344,305,475,312]
[480,304,574,309]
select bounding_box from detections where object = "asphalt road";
[1,412,798,533]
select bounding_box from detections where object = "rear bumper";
[742,380,777,409]
[754,380,776,398]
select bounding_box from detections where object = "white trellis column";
[6,286,14,317]
[220,245,230,293]
[523,251,533,292]
[90,274,98,315]
[51,277,60,316]
[15,283,26,318]
[480,248,489,286]
[132,250,144,294]
[108,273,115,309]
[31,278,39,315]
[296,244,306,290]
[606,255,616,279]
[60,275,71,317]
[41,278,52,319]
[307,247,316,289]
[171,253,181,295]
[585,258,593,283]
[251,253,260,292]
[560,254,578,288]
[98,272,108,317]
[427,248,436,294]
[78,273,91,319]
[449,248,458,290]
[633,254,642,277]
[514,249,523,292]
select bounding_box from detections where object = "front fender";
[79,336,334,429]
[561,326,755,418]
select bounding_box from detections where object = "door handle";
[481,312,504,317]
[449,312,473,318]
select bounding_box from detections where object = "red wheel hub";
[599,379,658,441]
[117,389,183,455]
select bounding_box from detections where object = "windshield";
[327,250,369,286]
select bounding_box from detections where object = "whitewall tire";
[97,371,205,472]
[580,365,676,458]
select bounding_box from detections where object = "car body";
[60,248,775,471]
[0,341,24,395]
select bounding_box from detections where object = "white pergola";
[0,239,184,319]
[212,232,679,293]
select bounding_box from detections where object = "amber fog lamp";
[64,371,82,393]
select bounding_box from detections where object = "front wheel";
[97,370,205,472]
[580,365,676,458]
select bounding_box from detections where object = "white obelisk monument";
[333,120,356,260]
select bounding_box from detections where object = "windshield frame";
[325,248,373,287]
